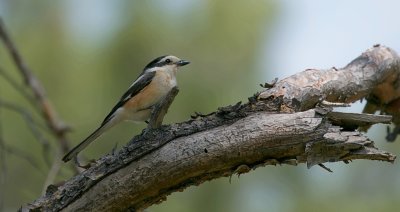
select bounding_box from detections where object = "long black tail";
[62,124,110,162]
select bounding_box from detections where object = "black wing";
[101,71,156,126]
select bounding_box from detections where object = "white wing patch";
[123,75,145,102]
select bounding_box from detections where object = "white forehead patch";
[160,55,180,63]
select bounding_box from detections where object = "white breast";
[153,69,177,92]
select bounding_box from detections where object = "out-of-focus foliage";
[1,0,400,212]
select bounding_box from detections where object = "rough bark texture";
[23,45,399,212]
[259,45,400,117]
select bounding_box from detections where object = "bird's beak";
[176,60,190,66]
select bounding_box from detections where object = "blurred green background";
[0,0,400,211]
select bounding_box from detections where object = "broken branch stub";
[148,86,179,129]
[23,109,396,211]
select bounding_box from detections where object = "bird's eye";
[165,59,171,63]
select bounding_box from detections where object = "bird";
[62,55,190,162]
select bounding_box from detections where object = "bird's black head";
[143,55,168,71]
[143,55,190,71]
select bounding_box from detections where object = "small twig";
[2,145,42,170]
[148,87,179,129]
[0,66,38,110]
[0,18,79,174]
[0,18,70,152]
[327,111,392,131]
[42,147,63,195]
[0,99,52,165]
[318,163,333,173]
[0,99,49,142]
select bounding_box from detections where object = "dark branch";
[21,45,400,211]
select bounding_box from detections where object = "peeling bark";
[22,45,400,212]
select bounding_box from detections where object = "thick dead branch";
[259,45,400,108]
[259,45,400,131]
[22,46,399,212]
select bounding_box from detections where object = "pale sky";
[264,0,400,78]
